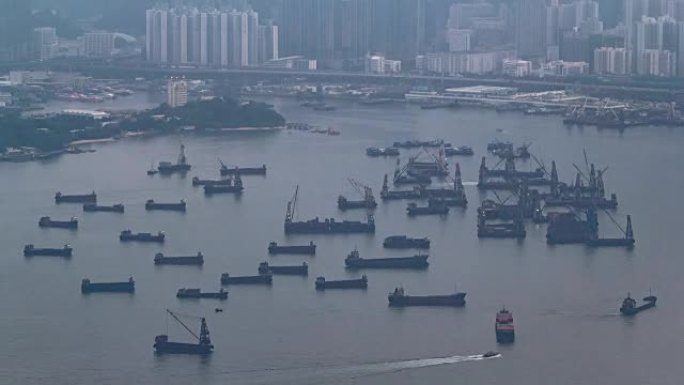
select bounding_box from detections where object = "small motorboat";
[482,351,499,358]
[215,308,224,313]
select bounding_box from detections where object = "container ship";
[154,310,213,355]
[145,199,187,212]
[407,200,449,216]
[220,164,267,176]
[258,262,308,276]
[315,275,368,290]
[387,287,466,307]
[176,288,227,300]
[39,216,78,229]
[345,249,428,269]
[24,244,72,257]
[221,273,273,285]
[81,277,135,293]
[154,252,204,266]
[203,174,243,195]
[83,203,124,213]
[268,241,316,255]
[495,308,515,343]
[285,187,375,234]
[55,191,96,204]
[619,292,657,316]
[119,230,165,243]
[157,144,191,175]
[383,235,430,249]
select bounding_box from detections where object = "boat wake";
[342,353,499,375]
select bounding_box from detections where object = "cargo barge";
[315,275,368,290]
[203,174,243,195]
[383,235,430,249]
[285,187,374,234]
[119,230,165,243]
[258,262,308,276]
[83,203,124,213]
[24,244,72,257]
[268,241,316,255]
[345,249,428,269]
[192,177,231,187]
[176,288,227,300]
[388,287,466,307]
[220,273,273,285]
[145,199,187,212]
[55,191,96,204]
[154,252,204,266]
[619,293,657,316]
[158,144,191,175]
[81,277,135,293]
[39,216,78,229]
[220,164,266,176]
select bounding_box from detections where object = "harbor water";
[1,97,683,385]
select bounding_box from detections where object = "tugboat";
[387,287,466,307]
[145,199,187,212]
[24,244,72,257]
[315,275,368,290]
[495,308,515,343]
[345,248,429,269]
[158,144,191,175]
[38,216,78,229]
[176,288,227,300]
[83,203,124,213]
[619,292,657,316]
[268,241,316,255]
[154,310,213,355]
[55,191,96,204]
[382,235,430,249]
[119,230,165,243]
[147,162,158,175]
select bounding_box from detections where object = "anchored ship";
[203,174,243,195]
[83,203,124,213]
[81,277,135,293]
[495,308,515,344]
[158,144,191,175]
[192,177,232,187]
[221,273,273,285]
[220,162,266,176]
[315,275,368,290]
[388,287,466,307]
[407,200,449,216]
[24,244,72,257]
[55,191,96,204]
[345,248,428,269]
[39,216,78,229]
[380,174,421,200]
[268,241,316,255]
[154,252,204,266]
[154,310,213,355]
[176,288,227,300]
[119,230,165,243]
[383,235,430,249]
[145,199,187,212]
[258,262,308,276]
[619,292,657,316]
[284,186,375,234]
[337,178,377,211]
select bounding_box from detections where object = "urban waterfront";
[1,97,683,385]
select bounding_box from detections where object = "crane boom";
[166,309,200,341]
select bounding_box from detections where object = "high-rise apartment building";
[33,27,58,61]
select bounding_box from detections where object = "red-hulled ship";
[495,308,515,344]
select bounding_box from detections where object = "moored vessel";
[38,216,78,229]
[258,262,308,276]
[387,287,466,307]
[495,308,515,343]
[55,191,96,204]
[154,252,204,266]
[83,203,124,213]
[24,244,72,257]
[345,248,428,269]
[154,310,213,355]
[315,275,368,290]
[81,277,135,293]
[119,230,165,243]
[176,288,227,300]
[268,241,316,255]
[220,273,273,285]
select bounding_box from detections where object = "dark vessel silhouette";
[203,174,243,195]
[337,178,377,211]
[192,177,232,187]
[83,203,124,213]
[55,191,96,204]
[388,287,466,307]
[444,146,474,156]
[393,139,448,149]
[24,244,72,257]
[220,163,266,176]
[221,273,273,285]
[383,235,430,249]
[495,308,515,344]
[154,310,213,355]
[407,200,449,216]
[284,186,375,234]
[482,351,500,358]
[267,241,316,255]
[154,252,204,266]
[119,230,165,243]
[620,292,657,316]
[315,275,368,290]
[258,262,308,276]
[145,199,187,212]
[176,288,227,300]
[345,248,428,269]
[81,277,135,293]
[380,174,421,200]
[39,216,78,229]
[158,144,191,175]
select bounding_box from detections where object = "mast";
[625,215,634,240]
[550,160,559,197]
[286,186,298,222]
[382,174,389,196]
[454,163,462,190]
[479,157,486,185]
[199,318,211,346]
[178,144,186,165]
